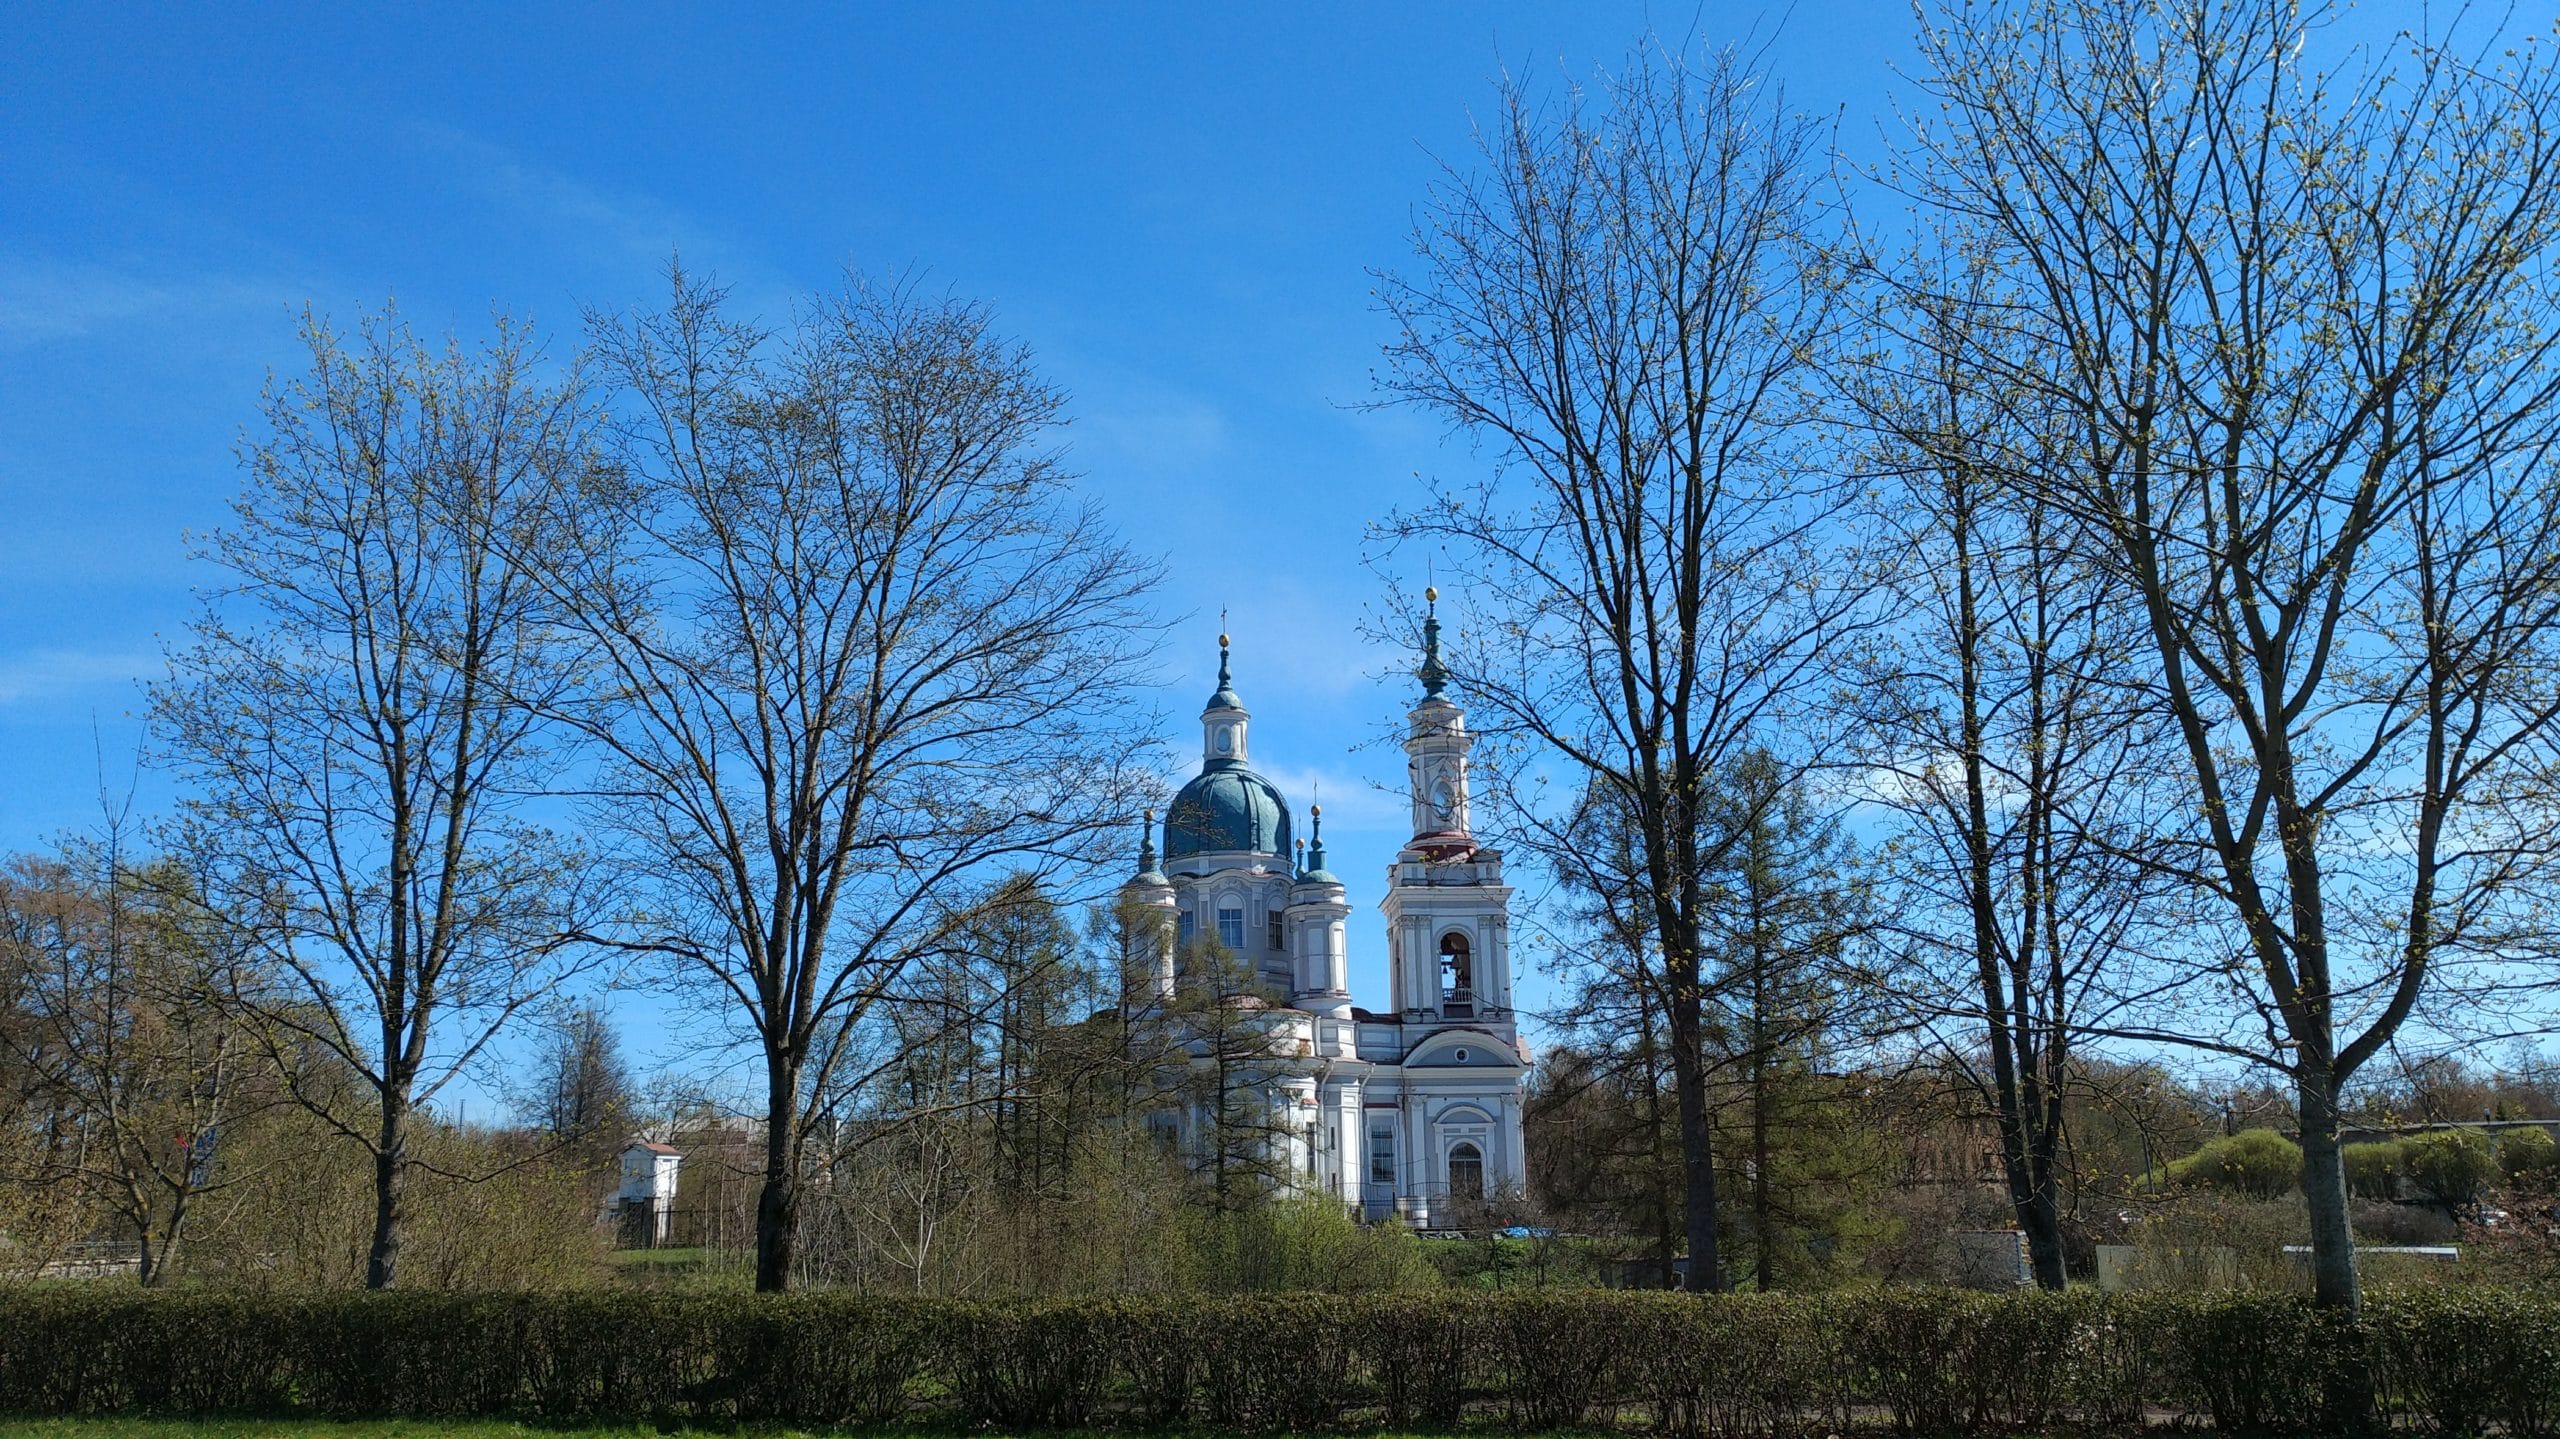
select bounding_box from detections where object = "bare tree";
[153,306,605,1288]
[0,863,93,1269]
[527,1005,633,1162]
[546,268,1159,1291]
[1843,264,2175,1288]
[0,836,275,1285]
[1374,42,1860,1290]
[1903,0,2560,1310]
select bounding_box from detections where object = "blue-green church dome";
[1164,763,1293,859]
[1165,632,1293,860]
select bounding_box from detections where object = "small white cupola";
[1201,630,1249,767]
[1407,587,1472,840]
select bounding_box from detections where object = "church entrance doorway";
[1447,1141,1484,1200]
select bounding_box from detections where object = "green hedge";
[0,1287,2550,1435]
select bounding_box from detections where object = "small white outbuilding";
[607,1141,682,1247]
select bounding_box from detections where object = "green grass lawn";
[0,1413,839,1423]
[605,1245,712,1268]
[0,1424,1641,1439]
[602,1246,755,1291]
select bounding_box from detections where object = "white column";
[1408,916,1431,1012]
[1499,1096,1527,1189]
[1402,1096,1426,1219]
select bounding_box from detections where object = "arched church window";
[1439,932,1473,994]
[1217,906,1245,951]
[1447,1142,1485,1199]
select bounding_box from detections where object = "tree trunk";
[2297,1062,2374,1425]
[756,1060,803,1293]
[1750,952,1774,1293]
[1668,985,1722,1293]
[365,1095,408,1290]
[2296,1065,2360,1309]
[1638,980,1677,1288]
[139,1198,188,1288]
[2019,1153,2066,1290]
[1750,1056,1771,1292]
[1954,507,2068,1292]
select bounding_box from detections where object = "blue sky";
[0,4,1927,1092]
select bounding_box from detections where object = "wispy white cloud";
[0,258,294,348]
[1252,760,1406,831]
[402,121,707,269]
[0,649,155,707]
[1071,379,1231,472]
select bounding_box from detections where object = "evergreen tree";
[1698,751,1879,1290]
[1163,937,1297,1214]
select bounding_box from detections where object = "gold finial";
[1425,585,1438,604]
[1311,803,1322,817]
[1218,632,1230,648]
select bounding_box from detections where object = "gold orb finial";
[1311,803,1322,818]
[1425,585,1438,604]
[1218,632,1230,648]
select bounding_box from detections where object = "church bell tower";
[1379,588,1514,1021]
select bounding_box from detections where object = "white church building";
[1117,593,1529,1224]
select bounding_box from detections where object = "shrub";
[1481,1292,1629,1430]
[1841,1289,2095,1434]
[0,1285,2553,1435]
[2130,1192,2314,1291]
[1628,1294,1841,1439]
[2400,1129,2499,1209]
[2148,1289,2356,1434]
[1114,1296,1205,1425]
[941,1300,1116,1428]
[2350,1197,2456,1246]
[1194,1295,1357,1430]
[2166,1128,2302,1199]
[2369,1288,2560,1439]
[2343,1140,2403,1200]
[1359,1293,1472,1429]
[2503,1125,2560,1181]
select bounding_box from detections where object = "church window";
[1448,1142,1485,1199]
[1439,932,1473,992]
[1178,911,1195,944]
[1267,913,1285,951]
[1217,906,1245,950]
[1369,1123,1397,1185]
